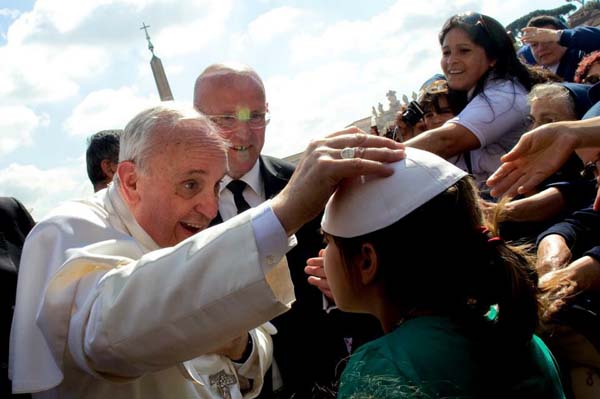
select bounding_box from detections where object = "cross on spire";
[140,22,154,55]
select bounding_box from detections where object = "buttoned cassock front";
[9,182,295,399]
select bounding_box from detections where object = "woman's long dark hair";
[332,176,539,346]
[439,12,536,99]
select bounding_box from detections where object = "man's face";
[529,25,567,67]
[529,96,575,129]
[131,122,227,247]
[194,73,267,179]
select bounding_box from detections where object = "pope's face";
[132,122,227,247]
[194,73,267,180]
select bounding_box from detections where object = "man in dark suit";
[193,64,381,398]
[1,197,35,398]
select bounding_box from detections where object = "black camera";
[401,100,425,126]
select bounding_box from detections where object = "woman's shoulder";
[483,75,528,96]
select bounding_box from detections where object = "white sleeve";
[446,79,529,148]
[235,323,275,398]
[37,202,294,380]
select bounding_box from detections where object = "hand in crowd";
[486,122,579,198]
[521,27,562,45]
[536,235,572,277]
[539,256,600,319]
[305,249,333,300]
[271,128,405,236]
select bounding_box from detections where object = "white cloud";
[261,2,450,157]
[247,6,304,44]
[0,8,21,19]
[0,160,92,220]
[287,1,465,66]
[64,86,156,136]
[264,61,384,157]
[153,1,233,57]
[0,44,108,104]
[0,0,234,106]
[0,106,48,155]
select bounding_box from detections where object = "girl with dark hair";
[318,148,565,398]
[405,12,533,189]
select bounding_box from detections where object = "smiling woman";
[405,12,537,189]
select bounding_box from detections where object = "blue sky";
[0,0,575,219]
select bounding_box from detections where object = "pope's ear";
[358,243,379,285]
[117,161,141,205]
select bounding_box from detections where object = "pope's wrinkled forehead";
[121,109,228,173]
[149,118,228,156]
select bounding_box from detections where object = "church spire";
[140,22,174,101]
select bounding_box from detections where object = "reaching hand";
[305,249,334,300]
[521,27,561,45]
[486,122,578,198]
[271,128,405,235]
[535,234,572,278]
[539,256,600,319]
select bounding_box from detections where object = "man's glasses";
[208,109,270,131]
[580,156,600,180]
[583,75,600,85]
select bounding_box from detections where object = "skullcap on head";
[321,148,467,238]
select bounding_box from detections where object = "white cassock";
[9,182,296,399]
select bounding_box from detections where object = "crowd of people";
[3,10,600,399]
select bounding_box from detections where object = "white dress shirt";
[219,161,265,221]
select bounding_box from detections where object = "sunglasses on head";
[458,12,491,36]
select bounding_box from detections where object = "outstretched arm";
[487,117,600,198]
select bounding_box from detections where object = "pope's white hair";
[119,102,226,171]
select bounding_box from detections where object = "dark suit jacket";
[0,198,35,398]
[215,156,382,398]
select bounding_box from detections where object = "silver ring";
[340,147,356,159]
